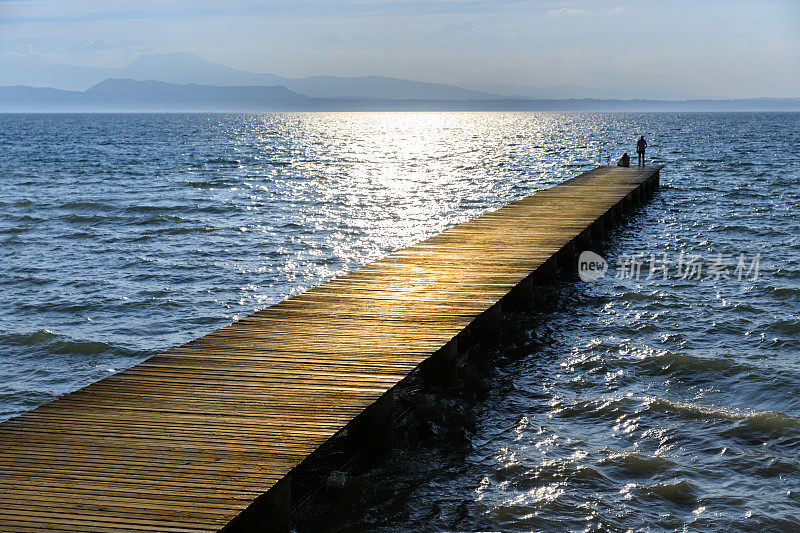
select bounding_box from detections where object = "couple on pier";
[617,135,648,167]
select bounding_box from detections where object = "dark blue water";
[1,112,798,530]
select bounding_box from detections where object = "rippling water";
[1,112,798,530]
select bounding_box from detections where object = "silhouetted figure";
[618,152,630,167]
[636,135,647,166]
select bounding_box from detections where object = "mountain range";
[0,51,734,101]
[2,78,799,112]
[1,52,798,112]
[0,52,496,100]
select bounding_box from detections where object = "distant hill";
[0,86,81,111]
[84,79,313,110]
[0,52,495,100]
[456,82,710,101]
[1,79,799,112]
[282,75,496,100]
[119,53,287,87]
[0,58,112,92]
[0,79,312,112]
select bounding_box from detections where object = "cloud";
[2,44,35,59]
[1,39,163,66]
[66,39,153,54]
[547,8,589,17]
[442,21,475,35]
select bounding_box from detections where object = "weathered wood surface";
[0,165,661,532]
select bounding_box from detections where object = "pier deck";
[0,165,661,532]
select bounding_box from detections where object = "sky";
[1,0,798,98]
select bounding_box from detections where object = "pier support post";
[633,187,643,207]
[622,193,632,214]
[532,255,558,284]
[649,171,660,191]
[352,391,394,454]
[576,228,591,251]
[613,202,623,220]
[590,219,604,243]
[480,302,502,350]
[603,210,615,231]
[557,239,577,276]
[422,338,458,387]
[502,277,533,311]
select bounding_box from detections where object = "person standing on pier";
[636,135,648,166]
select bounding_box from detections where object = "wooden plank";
[0,165,661,531]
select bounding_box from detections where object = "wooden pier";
[0,165,662,532]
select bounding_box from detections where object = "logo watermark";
[577,251,761,282]
[578,250,609,282]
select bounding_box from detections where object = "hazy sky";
[1,0,798,97]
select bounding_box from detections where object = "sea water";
[1,112,798,531]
